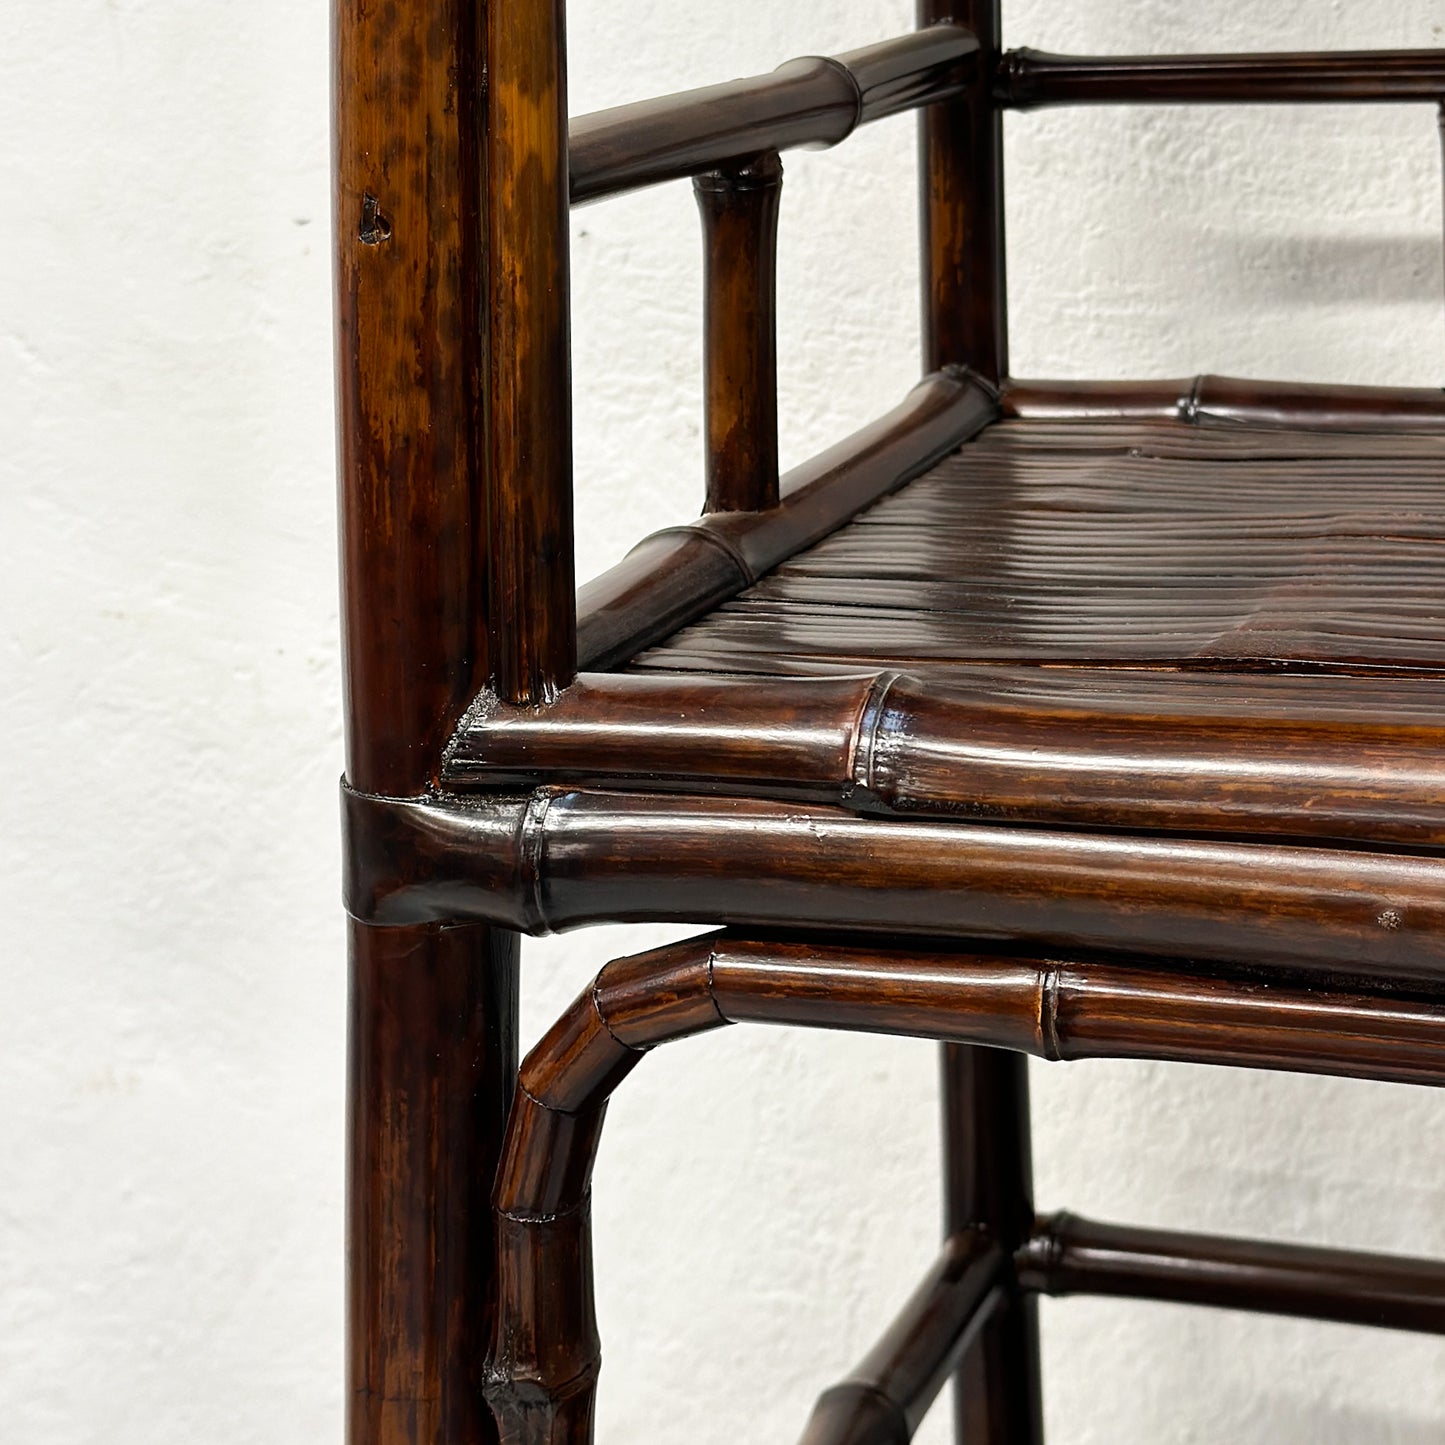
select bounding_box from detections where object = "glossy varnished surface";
[334,0,488,792]
[568,26,976,204]
[448,668,1445,845]
[640,416,1445,675]
[998,46,1445,109]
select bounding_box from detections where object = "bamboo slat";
[638,414,1445,676]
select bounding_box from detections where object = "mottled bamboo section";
[485,0,576,703]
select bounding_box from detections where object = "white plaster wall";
[5,2,1445,1442]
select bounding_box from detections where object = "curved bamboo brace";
[482,931,1445,1442]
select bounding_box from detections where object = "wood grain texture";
[568,27,976,204]
[334,0,488,793]
[999,46,1445,109]
[486,0,576,703]
[695,154,783,513]
[334,4,523,1444]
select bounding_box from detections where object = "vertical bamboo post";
[916,8,1034,1424]
[335,0,525,1441]
[918,0,1007,381]
[694,153,784,513]
[1438,102,1445,371]
[942,1046,1044,1444]
[486,0,578,703]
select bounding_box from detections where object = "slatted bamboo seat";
[333,5,1445,1444]
[643,415,1445,678]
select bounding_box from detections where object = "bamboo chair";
[333,4,1445,1442]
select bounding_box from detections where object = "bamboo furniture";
[333,4,1445,1442]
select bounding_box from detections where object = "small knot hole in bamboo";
[357,193,391,245]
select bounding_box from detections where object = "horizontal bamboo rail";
[565,369,995,673]
[1001,375,1445,430]
[1019,1213,1445,1333]
[798,1231,1005,1445]
[569,26,977,204]
[482,930,1445,1441]
[344,786,1445,987]
[448,669,1445,849]
[998,47,1445,110]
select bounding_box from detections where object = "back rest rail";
[1000,48,1445,109]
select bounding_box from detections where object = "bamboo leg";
[942,1046,1044,1445]
[348,921,520,1445]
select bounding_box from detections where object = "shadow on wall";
[1211,232,1445,303]
[1260,1399,1445,1445]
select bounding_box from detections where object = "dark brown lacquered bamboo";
[568,370,996,672]
[637,413,1445,678]
[335,0,490,792]
[568,27,977,204]
[1018,1213,1445,1333]
[942,1048,1042,1445]
[695,154,783,513]
[919,1,1005,380]
[486,0,576,704]
[484,930,1445,1439]
[334,3,522,1443]
[483,940,722,1445]
[1439,104,1445,356]
[1001,374,1445,429]
[798,1231,1006,1445]
[349,923,519,1445]
[344,785,1445,987]
[998,47,1445,110]
[446,669,1445,848]
[913,19,1021,1418]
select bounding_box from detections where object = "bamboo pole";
[797,1231,1006,1444]
[696,154,783,513]
[344,785,1445,989]
[482,929,1445,1442]
[999,47,1445,110]
[1019,1213,1445,1333]
[446,668,1445,850]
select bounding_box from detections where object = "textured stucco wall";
[5,2,1445,1441]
